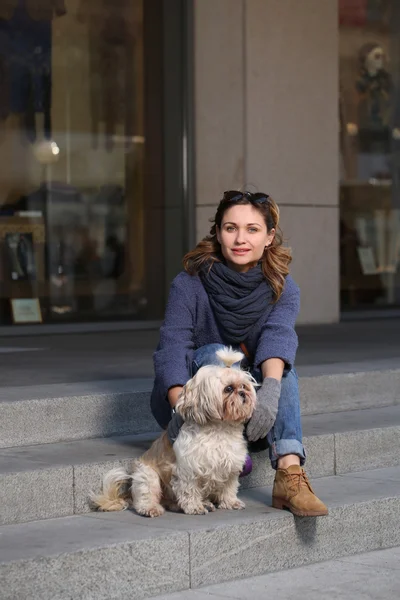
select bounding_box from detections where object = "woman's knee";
[279,368,300,400]
[281,367,298,385]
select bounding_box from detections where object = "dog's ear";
[175,371,223,425]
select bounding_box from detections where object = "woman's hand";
[167,411,184,444]
[167,386,185,444]
[168,385,184,408]
[246,377,281,442]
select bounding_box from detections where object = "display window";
[340,0,400,309]
[0,0,185,325]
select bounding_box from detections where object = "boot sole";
[272,497,329,517]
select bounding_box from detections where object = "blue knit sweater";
[150,271,300,428]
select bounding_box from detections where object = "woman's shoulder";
[170,270,204,293]
[283,274,300,297]
[168,271,206,312]
[271,274,300,309]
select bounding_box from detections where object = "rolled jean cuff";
[269,439,306,470]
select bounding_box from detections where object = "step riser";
[2,369,400,448]
[191,497,400,589]
[1,533,189,600]
[0,391,160,449]
[300,369,400,415]
[2,427,399,526]
[1,497,399,600]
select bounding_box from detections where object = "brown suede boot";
[272,465,328,517]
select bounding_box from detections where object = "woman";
[150,190,328,517]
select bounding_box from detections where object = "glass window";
[0,0,186,325]
[339,0,400,311]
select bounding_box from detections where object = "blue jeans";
[192,343,306,470]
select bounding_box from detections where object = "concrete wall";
[194,0,339,324]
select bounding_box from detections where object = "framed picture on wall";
[10,298,42,324]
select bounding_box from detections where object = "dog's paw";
[203,501,216,512]
[217,498,245,510]
[182,503,209,515]
[90,498,130,512]
[137,504,165,518]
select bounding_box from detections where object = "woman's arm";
[254,276,300,374]
[246,277,299,443]
[153,274,195,404]
[261,358,285,382]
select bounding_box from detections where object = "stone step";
[1,367,400,448]
[1,405,399,526]
[1,466,400,600]
[0,378,159,449]
[149,546,400,600]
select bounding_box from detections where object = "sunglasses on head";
[223,190,270,204]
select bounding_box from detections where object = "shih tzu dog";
[90,347,257,517]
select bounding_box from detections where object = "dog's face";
[175,365,256,426]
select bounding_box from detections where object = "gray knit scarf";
[199,261,274,344]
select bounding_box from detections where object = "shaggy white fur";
[90,347,257,517]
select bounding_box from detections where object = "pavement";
[1,318,400,387]
[150,546,400,600]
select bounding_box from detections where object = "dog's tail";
[89,467,132,512]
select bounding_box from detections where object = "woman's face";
[216,204,275,272]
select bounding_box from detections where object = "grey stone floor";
[151,546,400,600]
[1,318,400,387]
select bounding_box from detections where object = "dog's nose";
[239,391,246,402]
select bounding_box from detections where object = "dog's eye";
[224,385,234,394]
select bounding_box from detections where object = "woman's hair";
[183,192,292,301]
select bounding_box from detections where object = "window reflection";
[339,0,400,309]
[0,0,148,324]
